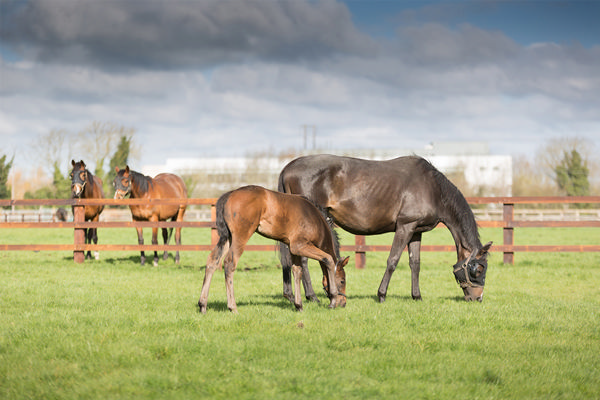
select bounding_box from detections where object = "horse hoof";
[412,295,422,301]
[378,294,386,303]
[306,295,320,303]
[198,302,207,314]
[153,260,158,267]
[283,293,294,303]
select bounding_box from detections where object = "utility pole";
[301,125,316,150]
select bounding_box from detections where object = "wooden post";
[355,235,366,269]
[503,203,514,264]
[73,204,85,263]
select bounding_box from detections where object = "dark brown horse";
[113,166,187,266]
[278,154,492,302]
[70,160,105,260]
[198,185,349,313]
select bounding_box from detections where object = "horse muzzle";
[462,286,484,302]
[71,184,84,198]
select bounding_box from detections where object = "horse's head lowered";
[322,256,350,307]
[113,166,132,199]
[453,241,492,302]
[70,160,88,198]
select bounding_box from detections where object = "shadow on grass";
[196,293,330,314]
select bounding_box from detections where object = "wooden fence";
[1,196,599,266]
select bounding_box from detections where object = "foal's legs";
[290,254,304,311]
[290,242,341,309]
[198,240,230,314]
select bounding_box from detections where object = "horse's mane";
[419,157,481,249]
[129,169,152,194]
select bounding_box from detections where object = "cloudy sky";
[1,0,599,174]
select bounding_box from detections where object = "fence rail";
[1,196,599,266]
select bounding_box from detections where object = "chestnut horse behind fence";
[70,160,105,260]
[113,166,187,266]
[198,185,349,313]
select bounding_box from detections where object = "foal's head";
[322,256,350,307]
[70,160,88,198]
[113,166,132,199]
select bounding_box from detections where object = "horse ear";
[478,241,493,258]
[125,165,130,173]
[338,256,350,269]
[80,160,86,168]
[71,160,75,167]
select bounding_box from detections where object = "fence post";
[73,203,85,263]
[355,235,366,269]
[503,202,514,264]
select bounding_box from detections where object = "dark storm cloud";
[2,0,375,69]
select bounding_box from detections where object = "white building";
[142,142,512,197]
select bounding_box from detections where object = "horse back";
[279,154,443,235]
[83,174,105,220]
[131,173,187,221]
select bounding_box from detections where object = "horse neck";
[82,170,94,199]
[129,171,150,198]
[440,193,482,260]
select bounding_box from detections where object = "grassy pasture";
[1,227,599,399]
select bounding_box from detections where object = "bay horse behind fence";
[278,154,492,302]
[198,185,349,313]
[113,166,187,266]
[70,160,105,260]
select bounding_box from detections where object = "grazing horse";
[278,154,493,302]
[113,166,187,266]
[70,160,105,260]
[198,185,349,313]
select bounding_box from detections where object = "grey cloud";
[2,0,375,69]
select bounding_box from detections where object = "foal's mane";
[419,157,481,249]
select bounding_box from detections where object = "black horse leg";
[408,233,422,300]
[152,227,159,266]
[161,227,170,261]
[136,227,145,265]
[377,222,416,302]
[300,257,319,302]
[85,228,92,260]
[91,227,99,260]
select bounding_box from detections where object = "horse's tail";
[215,191,233,248]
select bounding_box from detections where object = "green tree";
[54,162,72,198]
[0,154,14,199]
[555,149,590,202]
[105,135,132,194]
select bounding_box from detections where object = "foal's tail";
[215,191,233,249]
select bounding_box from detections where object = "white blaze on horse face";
[72,184,84,197]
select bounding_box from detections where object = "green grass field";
[1,227,599,399]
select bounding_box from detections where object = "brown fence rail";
[1,196,599,266]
